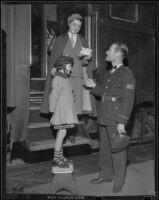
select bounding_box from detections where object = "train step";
[29,108,50,123]
[27,136,90,151]
[27,121,85,144]
[30,78,46,91]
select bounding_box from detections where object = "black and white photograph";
[1,1,158,199]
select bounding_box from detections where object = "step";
[28,121,84,129]
[30,106,41,110]
[29,108,87,123]
[28,122,51,128]
[28,126,54,142]
[11,137,91,163]
[30,78,46,91]
[28,136,90,151]
[29,109,50,123]
[29,94,43,107]
[30,91,44,95]
[30,101,42,107]
[27,122,85,143]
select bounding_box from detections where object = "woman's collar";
[54,71,68,78]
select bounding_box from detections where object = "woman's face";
[64,63,73,75]
[68,19,82,34]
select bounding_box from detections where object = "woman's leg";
[54,129,67,151]
[53,129,69,168]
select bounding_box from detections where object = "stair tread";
[31,78,46,80]
[28,121,84,128]
[28,122,50,128]
[30,106,41,110]
[30,91,44,94]
[28,136,90,151]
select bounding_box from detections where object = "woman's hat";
[67,13,83,23]
[55,56,74,68]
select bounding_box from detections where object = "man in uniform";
[85,42,136,193]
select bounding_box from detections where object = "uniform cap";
[67,13,83,23]
[111,132,130,153]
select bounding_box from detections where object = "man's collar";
[110,63,123,74]
[112,63,123,69]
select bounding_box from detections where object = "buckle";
[112,97,116,102]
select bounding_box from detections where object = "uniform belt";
[102,94,118,102]
[104,96,117,102]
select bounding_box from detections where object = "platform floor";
[5,141,156,197]
[22,160,155,196]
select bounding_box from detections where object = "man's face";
[69,19,82,34]
[106,44,120,62]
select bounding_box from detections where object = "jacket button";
[107,79,110,82]
[115,107,118,109]
[106,86,108,88]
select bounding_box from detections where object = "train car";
[1,2,156,163]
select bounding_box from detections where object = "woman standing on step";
[49,56,78,168]
[40,13,93,143]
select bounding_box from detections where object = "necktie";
[112,65,117,69]
[70,34,74,47]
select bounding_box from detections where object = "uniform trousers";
[98,124,127,186]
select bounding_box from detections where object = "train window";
[110,4,138,23]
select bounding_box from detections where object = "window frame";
[109,4,139,23]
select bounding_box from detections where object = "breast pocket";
[111,84,122,96]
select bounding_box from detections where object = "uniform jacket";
[49,72,78,126]
[90,65,136,125]
[40,33,92,114]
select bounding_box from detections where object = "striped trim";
[54,124,75,129]
[126,84,135,89]
[118,114,128,119]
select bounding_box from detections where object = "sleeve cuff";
[116,114,128,125]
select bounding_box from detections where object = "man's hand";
[84,78,96,88]
[117,123,126,134]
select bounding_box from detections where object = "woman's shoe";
[62,156,73,164]
[52,159,69,168]
[91,177,113,184]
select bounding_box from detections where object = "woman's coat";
[40,33,93,114]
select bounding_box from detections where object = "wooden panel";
[138,33,155,95]
[140,3,157,30]
[2,5,16,107]
[11,5,31,142]
[13,67,30,142]
[31,5,43,77]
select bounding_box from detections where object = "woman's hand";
[81,57,90,66]
[79,47,92,58]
